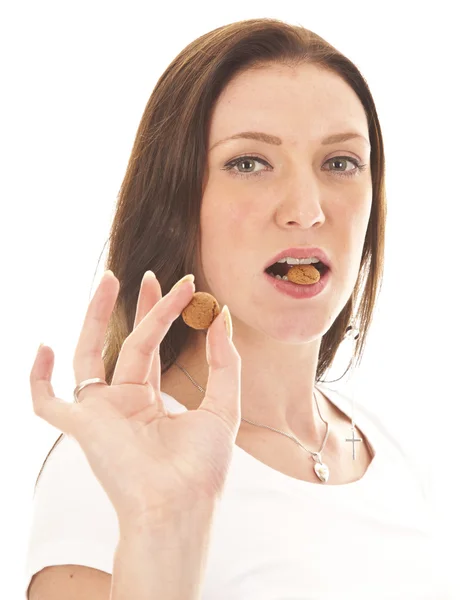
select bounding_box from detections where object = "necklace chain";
[173,361,330,464]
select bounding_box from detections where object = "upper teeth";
[277,257,321,265]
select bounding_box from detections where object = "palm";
[73,386,236,520]
[31,271,240,526]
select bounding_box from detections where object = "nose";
[274,172,326,229]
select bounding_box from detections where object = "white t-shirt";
[24,384,455,599]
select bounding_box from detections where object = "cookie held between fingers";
[182,291,221,329]
[287,264,321,285]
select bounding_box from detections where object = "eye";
[222,155,270,178]
[324,156,368,179]
[222,155,367,179]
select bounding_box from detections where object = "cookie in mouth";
[265,260,327,279]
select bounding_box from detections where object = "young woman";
[26,17,452,600]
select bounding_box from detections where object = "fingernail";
[37,343,44,353]
[102,269,114,280]
[143,270,156,281]
[170,274,195,293]
[221,305,233,341]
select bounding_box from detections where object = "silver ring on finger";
[73,378,108,403]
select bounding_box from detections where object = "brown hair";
[34,17,386,490]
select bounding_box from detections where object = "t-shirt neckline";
[232,384,379,490]
[161,384,379,490]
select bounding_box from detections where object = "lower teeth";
[269,273,321,283]
[271,273,319,282]
[267,266,324,283]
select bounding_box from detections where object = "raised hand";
[30,271,241,528]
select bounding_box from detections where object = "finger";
[73,271,119,386]
[198,306,242,433]
[31,344,81,436]
[133,271,162,330]
[132,271,162,393]
[113,275,195,386]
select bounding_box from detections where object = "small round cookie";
[287,264,321,285]
[182,291,221,330]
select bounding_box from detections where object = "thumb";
[198,306,241,434]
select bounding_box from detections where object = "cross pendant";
[345,424,363,460]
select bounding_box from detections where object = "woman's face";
[195,63,372,342]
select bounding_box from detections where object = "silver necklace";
[174,360,332,483]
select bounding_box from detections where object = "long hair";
[34,18,386,490]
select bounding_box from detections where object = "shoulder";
[28,564,111,600]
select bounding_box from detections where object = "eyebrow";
[209,131,371,151]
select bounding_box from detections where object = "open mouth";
[265,261,329,281]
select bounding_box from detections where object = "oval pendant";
[314,461,330,483]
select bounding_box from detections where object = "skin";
[161,62,373,457]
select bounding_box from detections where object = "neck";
[161,317,342,448]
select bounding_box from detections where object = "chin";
[257,315,327,343]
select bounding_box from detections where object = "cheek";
[343,195,372,274]
[199,203,237,272]
[201,196,252,249]
[357,195,373,240]
[341,192,372,233]
[199,197,256,290]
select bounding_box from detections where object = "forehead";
[208,64,369,145]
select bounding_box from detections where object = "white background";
[1,1,468,598]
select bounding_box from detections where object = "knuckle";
[153,310,169,328]
[88,346,103,361]
[32,399,44,416]
[138,339,157,357]
[73,346,101,365]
